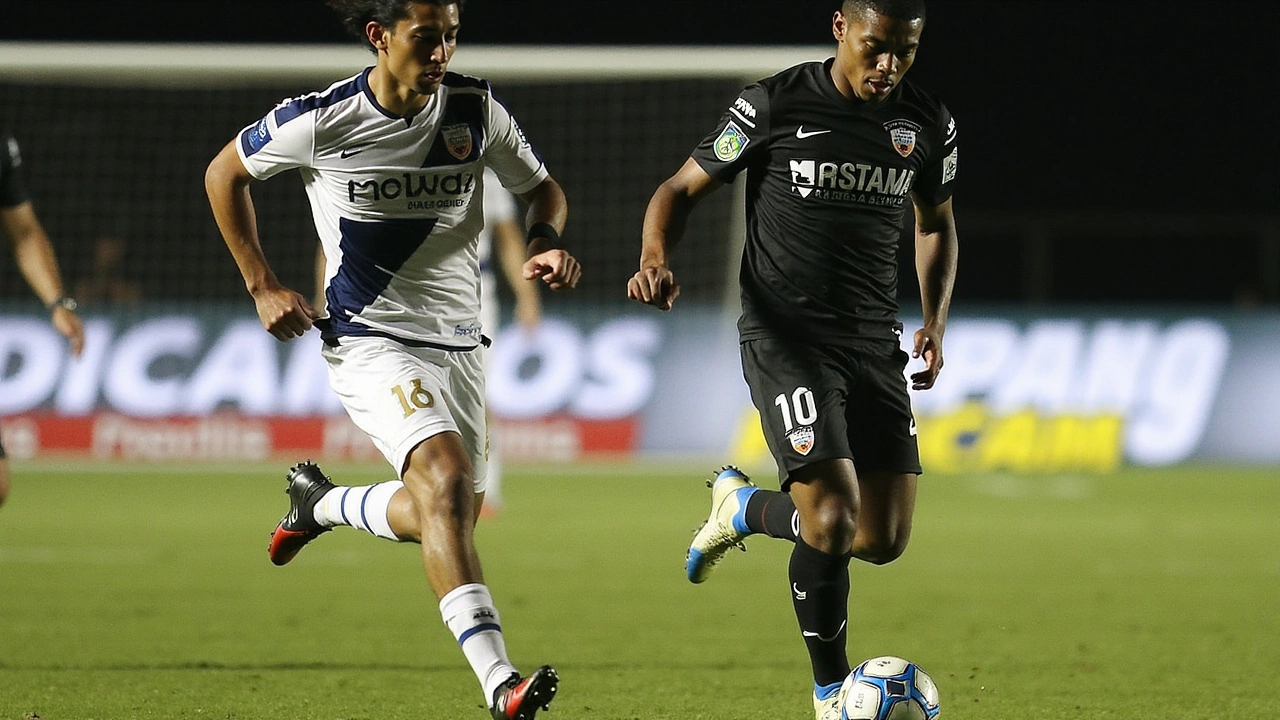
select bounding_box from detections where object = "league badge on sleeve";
[883,119,922,158]
[942,147,958,184]
[5,136,21,166]
[241,116,273,157]
[714,121,751,162]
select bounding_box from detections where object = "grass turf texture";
[0,461,1276,719]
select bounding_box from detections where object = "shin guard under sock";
[789,537,852,687]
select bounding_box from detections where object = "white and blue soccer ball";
[840,655,940,720]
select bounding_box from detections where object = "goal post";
[0,42,834,84]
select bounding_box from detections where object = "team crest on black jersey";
[883,119,922,158]
[442,123,473,160]
[788,426,814,455]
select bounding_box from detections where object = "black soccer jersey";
[0,128,30,209]
[691,59,958,345]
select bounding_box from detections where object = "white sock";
[313,481,404,540]
[440,582,517,704]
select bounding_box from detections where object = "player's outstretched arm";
[628,158,722,312]
[2,201,85,357]
[205,140,316,341]
[911,196,959,390]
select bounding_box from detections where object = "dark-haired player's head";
[327,0,465,53]
[842,0,926,24]
[327,0,464,97]
[833,0,925,103]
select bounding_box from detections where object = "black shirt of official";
[691,59,957,346]
[1,127,31,209]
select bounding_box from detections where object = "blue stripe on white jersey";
[326,216,437,337]
[274,71,366,127]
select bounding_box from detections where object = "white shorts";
[321,336,489,492]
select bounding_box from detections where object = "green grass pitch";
[1,460,1277,719]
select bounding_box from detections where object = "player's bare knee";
[803,501,858,554]
[852,533,910,565]
[405,469,474,526]
[402,448,475,527]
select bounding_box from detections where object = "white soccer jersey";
[237,67,547,348]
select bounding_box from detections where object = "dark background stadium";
[1,0,1277,306]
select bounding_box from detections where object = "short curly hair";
[326,0,467,52]
[842,0,926,23]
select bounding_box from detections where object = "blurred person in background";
[476,166,542,515]
[204,1,579,718]
[74,233,143,307]
[0,125,85,509]
[627,1,959,718]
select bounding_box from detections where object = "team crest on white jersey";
[787,426,814,455]
[883,119,922,157]
[442,123,473,160]
[714,121,751,162]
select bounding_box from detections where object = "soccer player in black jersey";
[0,127,85,509]
[628,1,958,717]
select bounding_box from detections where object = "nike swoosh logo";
[795,126,832,139]
[340,144,373,159]
[801,620,848,642]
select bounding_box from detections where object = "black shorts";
[740,338,922,486]
[0,430,6,459]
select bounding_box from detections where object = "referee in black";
[1,126,86,508]
[628,1,958,717]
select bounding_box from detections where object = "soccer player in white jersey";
[204,2,579,718]
[476,166,541,515]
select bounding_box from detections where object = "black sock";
[744,489,798,541]
[789,537,852,688]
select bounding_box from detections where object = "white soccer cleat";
[684,465,756,584]
[814,684,846,720]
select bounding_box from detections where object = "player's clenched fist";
[627,266,681,311]
[524,249,581,291]
[252,286,317,341]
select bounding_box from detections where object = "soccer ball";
[840,655,940,719]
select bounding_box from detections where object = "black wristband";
[526,222,560,246]
[48,295,78,312]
